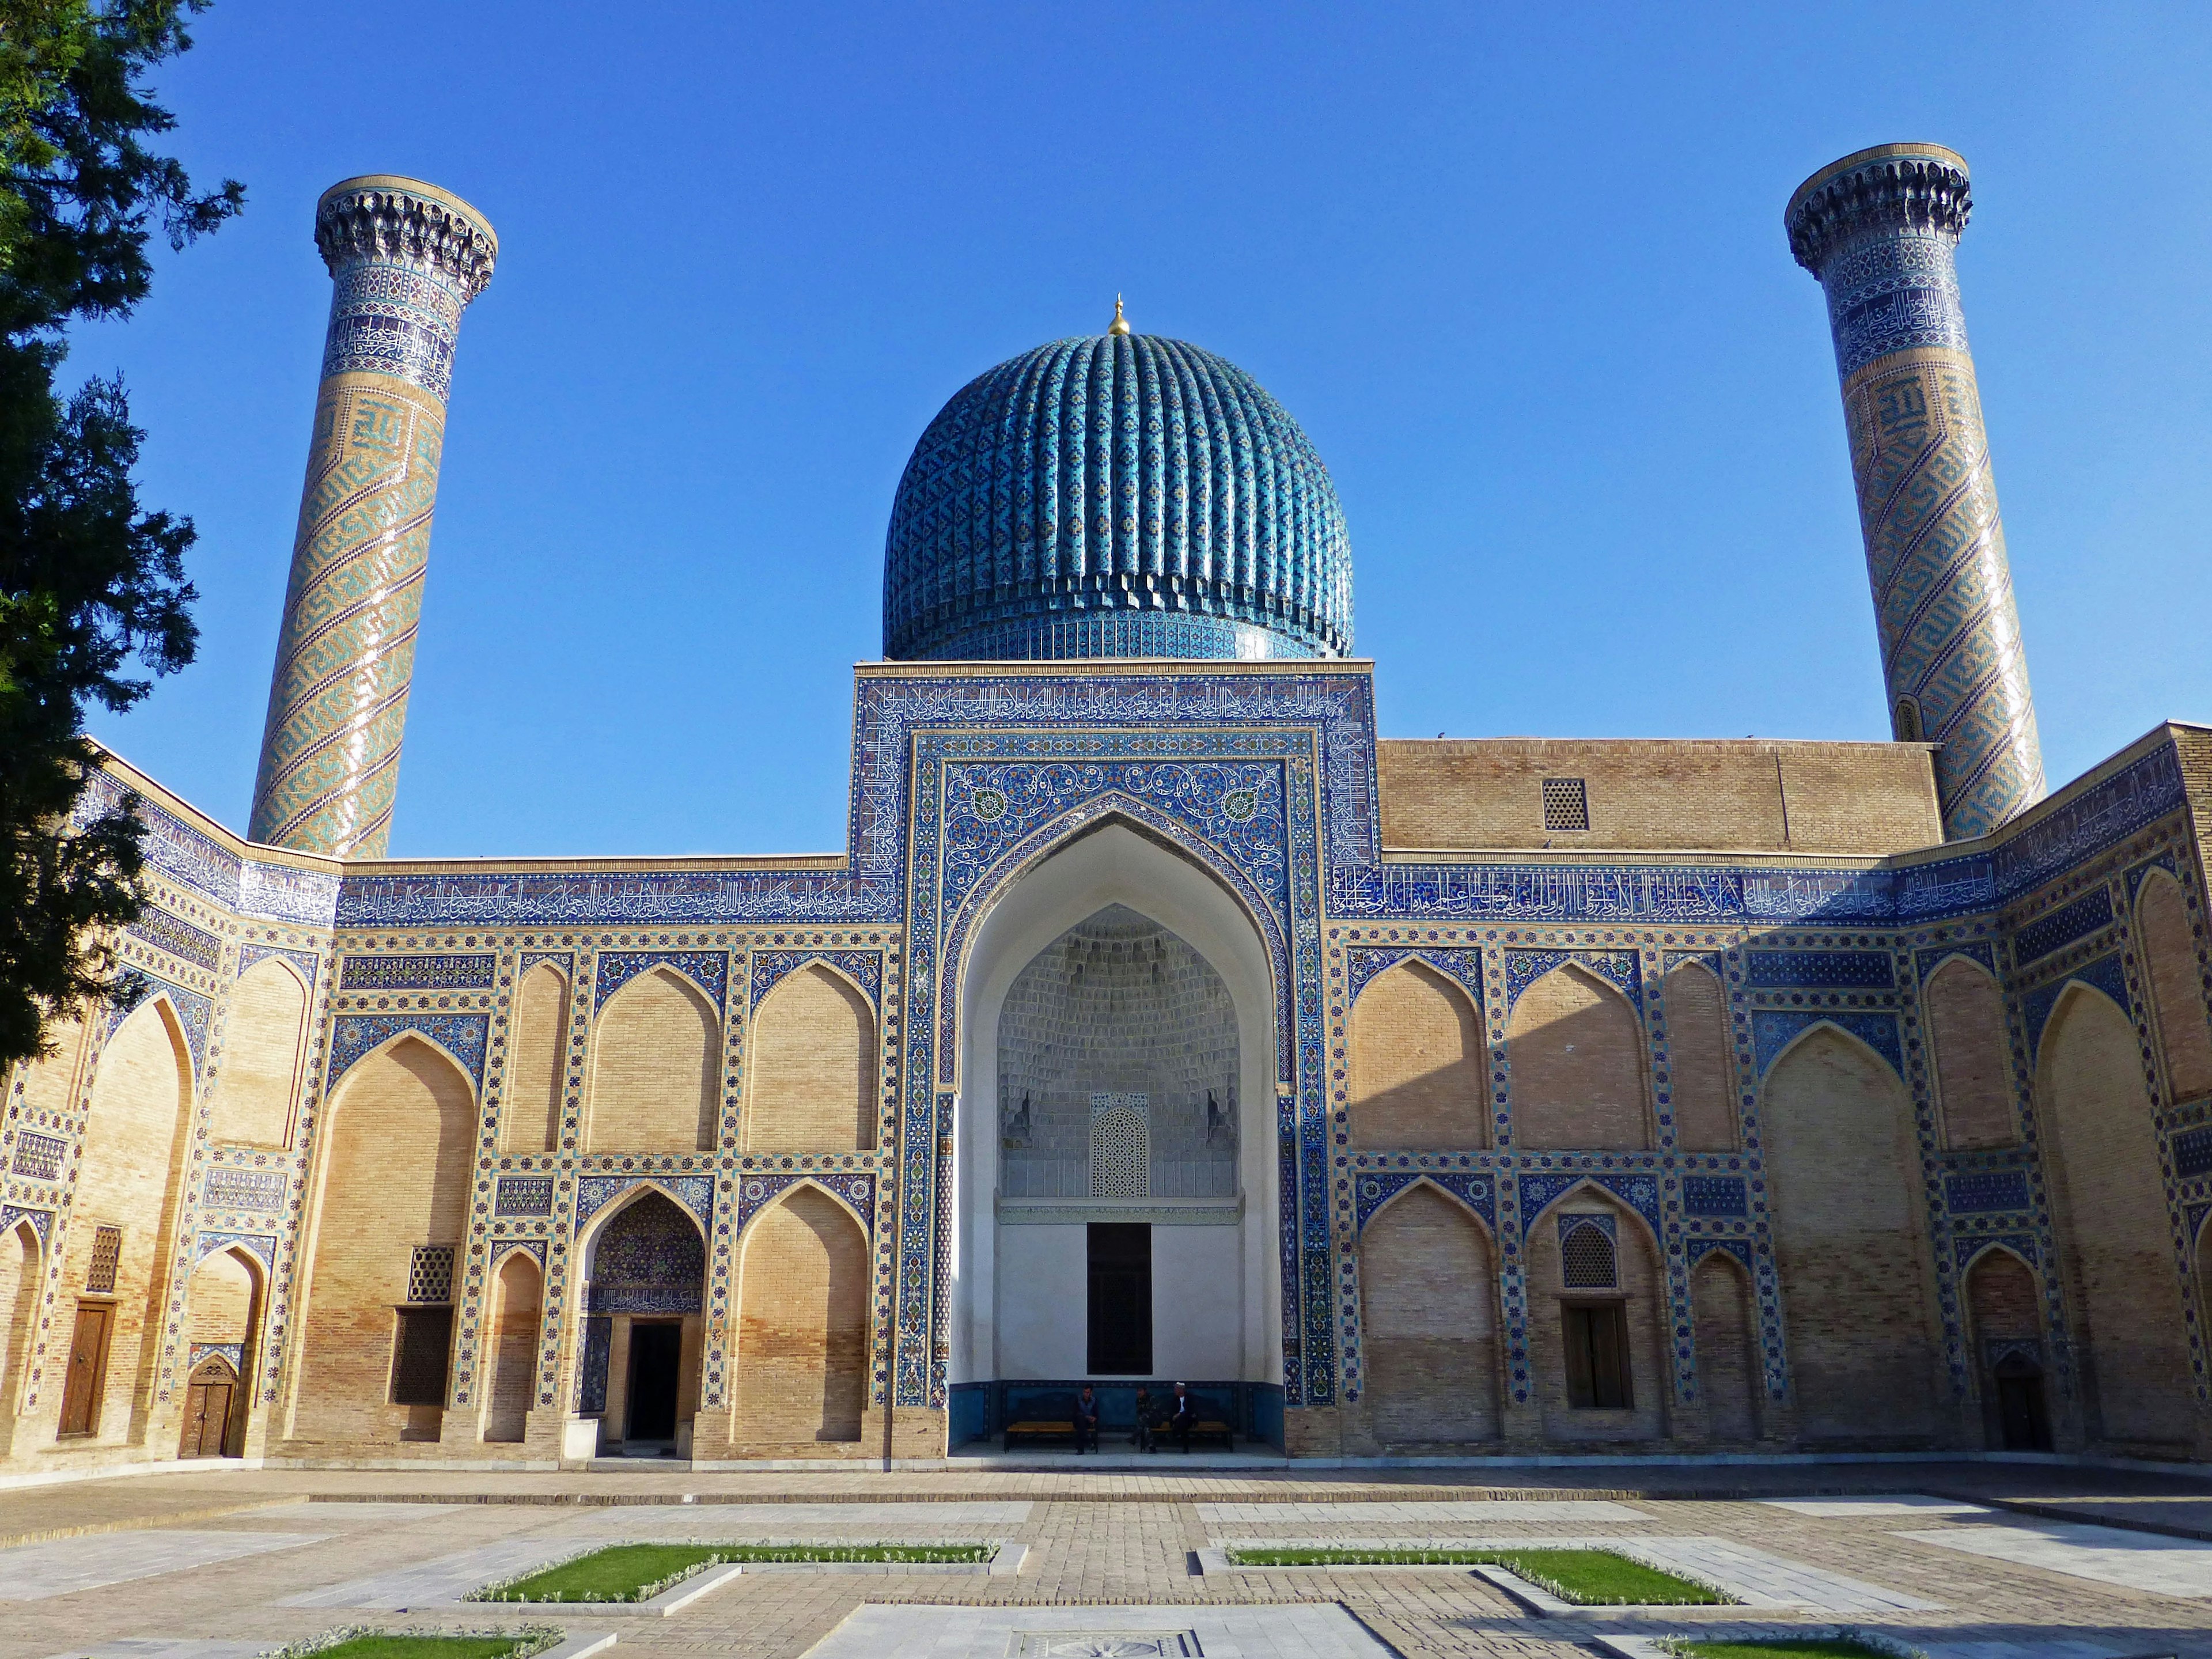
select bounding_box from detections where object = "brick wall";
[1964,1248,2040,1344]
[206,960,306,1147]
[1347,961,1485,1149]
[1691,1252,1760,1442]
[1508,965,1647,1150]
[733,1187,868,1448]
[482,1251,540,1444]
[1761,1027,1943,1445]
[1527,1199,1668,1442]
[746,965,874,1153]
[589,969,718,1152]
[1925,958,2016,1149]
[1354,1183,1499,1448]
[1375,738,1941,854]
[2039,987,2199,1449]
[0,1222,36,1436]
[502,965,566,1153]
[290,1038,474,1446]
[1664,963,1736,1153]
[185,1249,253,1344]
[2138,872,2212,1103]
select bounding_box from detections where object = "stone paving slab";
[278,1537,600,1610]
[587,1502,1033,1529]
[796,1602,1395,1657]
[30,1643,267,1659]
[1897,1518,2212,1598]
[1593,1628,2158,1659]
[1197,1499,1650,1524]
[1622,1534,1943,1615]
[0,1532,335,1601]
[1759,1495,1992,1518]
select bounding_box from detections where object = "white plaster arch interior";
[952,819,1280,1391]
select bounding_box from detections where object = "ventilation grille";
[85,1225,123,1294]
[1560,1220,1618,1289]
[1543,777,1589,832]
[407,1244,456,1305]
[1089,1093,1150,1199]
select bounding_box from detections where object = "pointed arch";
[1963,1243,2050,1449]
[1925,955,2017,1149]
[0,1218,40,1425]
[746,962,875,1153]
[1509,963,1648,1150]
[291,1034,475,1448]
[1355,1180,1498,1448]
[2137,870,2212,1103]
[578,1178,711,1254]
[2036,980,2195,1448]
[503,963,567,1153]
[1761,1022,1941,1444]
[1662,959,1736,1153]
[1349,958,1485,1149]
[733,1183,868,1448]
[207,957,309,1147]
[1690,1247,1760,1442]
[1527,1183,1667,1441]
[482,1248,542,1444]
[589,967,718,1152]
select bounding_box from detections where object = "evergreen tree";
[0,0,241,1069]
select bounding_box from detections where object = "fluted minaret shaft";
[1787,143,2044,841]
[248,176,497,857]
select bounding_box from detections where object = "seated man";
[1073,1384,1100,1454]
[1132,1386,1157,1452]
[1166,1381,1195,1453]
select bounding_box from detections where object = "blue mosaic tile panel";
[587,1192,705,1315]
[1557,1209,1616,1243]
[1517,1171,1661,1237]
[1744,950,1895,988]
[593,950,728,1013]
[2127,853,2181,903]
[0,1205,51,1247]
[1944,1169,2031,1214]
[495,1176,555,1216]
[2173,1124,2212,1182]
[202,1167,286,1213]
[2012,888,2114,965]
[328,1012,489,1089]
[1337,864,1896,926]
[575,1174,713,1233]
[2020,953,2131,1059]
[105,974,213,1071]
[1914,941,1996,982]
[751,949,882,1011]
[196,1230,275,1269]
[1694,1238,1755,1274]
[339,953,496,990]
[1352,1171,1494,1232]
[1343,946,1482,1012]
[128,907,223,971]
[1681,1175,1749,1217]
[94,771,339,927]
[736,1172,875,1234]
[1503,948,1639,1009]
[1749,1009,1903,1078]
[239,942,320,986]
[1956,1233,2038,1272]
[8,1132,66,1180]
[577,1315,611,1413]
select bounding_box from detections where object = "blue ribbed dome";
[883,331,1352,661]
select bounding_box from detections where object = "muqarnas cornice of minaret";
[313,175,498,303]
[1784,143,1973,276]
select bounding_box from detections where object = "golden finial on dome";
[1108,294,1131,336]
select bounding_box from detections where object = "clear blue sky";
[77,3,2212,858]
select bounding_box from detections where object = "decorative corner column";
[1786,143,2045,841]
[249,176,498,857]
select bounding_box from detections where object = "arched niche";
[1662,961,1736,1153]
[733,1184,869,1448]
[1690,1247,1760,1443]
[2138,871,2212,1104]
[503,963,567,1153]
[589,968,718,1153]
[1354,1181,1498,1448]
[574,1187,706,1453]
[954,820,1278,1395]
[207,959,308,1147]
[746,963,875,1153]
[481,1248,542,1444]
[1509,964,1648,1150]
[0,1218,41,1434]
[179,1245,262,1457]
[1961,1244,2049,1450]
[1923,956,2016,1149]
[1521,1181,1668,1442]
[1347,960,1484,1149]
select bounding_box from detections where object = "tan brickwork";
[733,1186,868,1449]
[1964,1247,2040,1344]
[0,1219,39,1445]
[184,1249,254,1345]
[1353,1183,1499,1448]
[1691,1249,1760,1442]
[1347,961,1485,1149]
[1527,1195,1668,1442]
[206,959,307,1147]
[1663,961,1736,1152]
[588,968,718,1152]
[481,1250,539,1444]
[289,1037,474,1448]
[1507,964,1647,1149]
[2039,986,2200,1450]
[745,965,874,1152]
[2138,870,2212,1102]
[1375,737,1940,853]
[16,1013,87,1119]
[50,1002,194,1452]
[502,964,566,1153]
[1761,1025,1943,1445]
[1925,955,2017,1148]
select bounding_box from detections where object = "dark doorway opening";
[626,1321,683,1442]
[1087,1223,1152,1375]
[1563,1302,1634,1409]
[1993,1353,2051,1450]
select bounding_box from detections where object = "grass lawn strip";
[1224,1545,1727,1605]
[474,1541,994,1603]
[262,1627,565,1659]
[1661,1641,1900,1659]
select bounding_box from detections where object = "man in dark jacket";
[1073,1385,1100,1453]
[1166,1381,1195,1453]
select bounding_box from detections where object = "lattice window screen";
[1542,777,1589,831]
[85,1225,123,1294]
[1088,1093,1150,1198]
[407,1244,456,1305]
[1560,1220,1618,1289]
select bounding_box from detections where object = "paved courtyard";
[2,1460,2210,1658]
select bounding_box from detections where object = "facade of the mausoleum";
[4,145,2211,1477]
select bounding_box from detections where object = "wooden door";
[179,1375,233,1457]
[58,1302,111,1437]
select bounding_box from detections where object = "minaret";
[248,176,497,857]
[1786,143,2045,841]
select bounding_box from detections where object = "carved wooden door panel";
[58,1302,111,1436]
[180,1378,233,1456]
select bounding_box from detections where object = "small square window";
[85,1225,123,1294]
[406,1244,455,1305]
[1542,777,1589,832]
